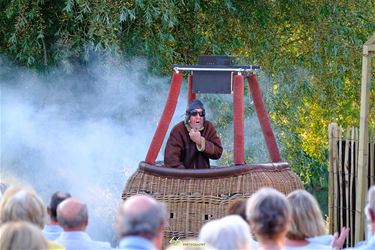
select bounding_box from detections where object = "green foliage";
[1,0,375,189]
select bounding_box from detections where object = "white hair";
[198,215,252,250]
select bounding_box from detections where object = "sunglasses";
[190,110,205,117]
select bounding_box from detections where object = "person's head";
[116,194,167,250]
[57,198,88,231]
[47,191,71,223]
[226,198,247,221]
[0,221,48,250]
[365,185,375,235]
[286,189,326,240]
[199,215,252,250]
[0,188,46,229]
[0,183,9,200]
[185,100,205,130]
[246,188,290,241]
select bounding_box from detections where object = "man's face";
[188,108,204,130]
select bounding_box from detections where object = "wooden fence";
[328,123,375,247]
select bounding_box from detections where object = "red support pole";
[188,74,196,103]
[145,72,183,164]
[233,74,245,165]
[247,74,281,162]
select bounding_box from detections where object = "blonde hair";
[0,188,46,228]
[246,187,290,239]
[0,221,48,250]
[286,189,326,240]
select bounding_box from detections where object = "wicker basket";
[122,161,303,240]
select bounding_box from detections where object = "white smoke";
[0,56,188,246]
[0,55,276,246]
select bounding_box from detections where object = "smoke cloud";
[1,55,276,246]
[0,56,188,245]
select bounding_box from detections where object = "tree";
[1,0,374,189]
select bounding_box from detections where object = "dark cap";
[186,100,204,113]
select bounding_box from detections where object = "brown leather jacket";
[164,121,223,169]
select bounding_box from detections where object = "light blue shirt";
[350,236,375,249]
[118,236,156,250]
[55,231,111,250]
[43,224,64,241]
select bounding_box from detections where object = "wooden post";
[355,33,375,244]
[338,126,343,232]
[371,133,375,186]
[344,127,350,241]
[349,126,357,245]
[328,123,337,234]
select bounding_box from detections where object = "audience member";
[43,191,72,240]
[116,194,167,250]
[198,215,252,250]
[247,187,290,250]
[226,198,247,221]
[284,189,334,250]
[56,197,111,250]
[0,188,46,228]
[0,187,65,249]
[0,182,9,200]
[0,221,48,250]
[350,185,375,249]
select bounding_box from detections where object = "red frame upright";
[145,71,281,165]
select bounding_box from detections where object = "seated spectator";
[284,189,335,250]
[0,182,9,200]
[0,187,64,250]
[246,187,290,250]
[55,198,111,250]
[198,215,252,250]
[351,185,375,249]
[43,191,72,240]
[226,198,247,221]
[116,194,167,250]
[0,188,45,228]
[0,221,48,250]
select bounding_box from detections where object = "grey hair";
[0,189,46,229]
[118,201,167,239]
[57,204,88,228]
[368,186,375,212]
[199,215,252,250]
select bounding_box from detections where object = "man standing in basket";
[164,99,223,169]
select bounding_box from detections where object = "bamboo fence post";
[328,123,337,233]
[370,133,374,186]
[356,34,374,243]
[344,127,351,235]
[339,126,343,231]
[349,126,356,245]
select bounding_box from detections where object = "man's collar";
[119,236,156,250]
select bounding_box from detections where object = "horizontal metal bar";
[172,64,261,73]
